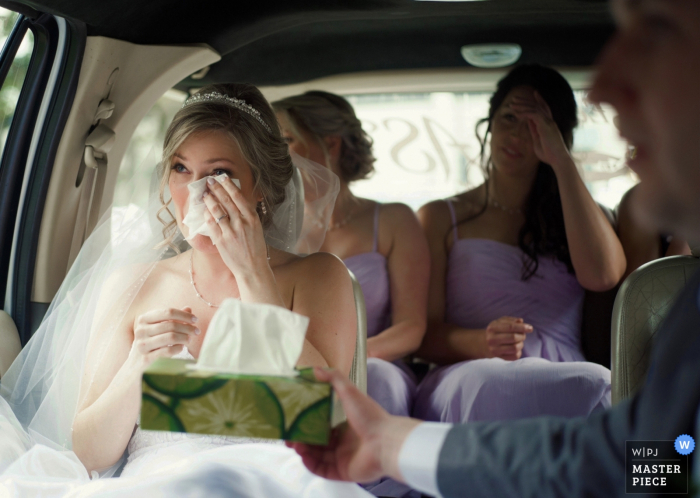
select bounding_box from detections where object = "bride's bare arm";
[292,253,357,377]
[72,273,198,473]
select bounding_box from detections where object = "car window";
[110,89,185,245]
[346,91,631,210]
[0,8,35,165]
[0,8,19,47]
[115,89,186,208]
[114,86,632,216]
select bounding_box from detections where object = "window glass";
[346,91,632,210]
[0,8,19,47]
[0,9,34,160]
[114,86,633,221]
[114,89,186,208]
[111,90,185,245]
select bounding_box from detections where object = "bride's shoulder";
[93,257,181,323]
[98,257,176,299]
[100,262,157,292]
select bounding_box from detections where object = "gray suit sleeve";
[436,398,633,498]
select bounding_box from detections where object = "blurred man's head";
[590,0,700,245]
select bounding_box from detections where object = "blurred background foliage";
[0,8,34,158]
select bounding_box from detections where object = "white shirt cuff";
[398,422,453,497]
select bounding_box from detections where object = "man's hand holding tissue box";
[140,299,343,444]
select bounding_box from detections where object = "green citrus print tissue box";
[140,358,337,445]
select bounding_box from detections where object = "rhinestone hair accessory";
[182,92,273,133]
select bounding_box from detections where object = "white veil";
[266,152,339,255]
[0,151,339,478]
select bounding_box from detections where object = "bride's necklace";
[189,251,219,308]
[189,247,270,308]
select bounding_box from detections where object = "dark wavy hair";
[474,64,578,280]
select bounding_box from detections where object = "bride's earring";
[260,200,268,216]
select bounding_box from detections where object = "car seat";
[610,244,700,404]
[0,311,21,379]
[348,270,368,393]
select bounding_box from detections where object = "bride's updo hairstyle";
[158,83,293,244]
[272,91,375,183]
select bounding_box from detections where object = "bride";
[0,83,370,497]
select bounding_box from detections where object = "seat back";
[348,270,368,393]
[0,311,21,378]
[611,248,700,404]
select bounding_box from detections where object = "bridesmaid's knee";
[366,358,415,417]
[367,358,416,395]
[439,359,505,389]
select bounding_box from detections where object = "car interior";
[0,0,698,435]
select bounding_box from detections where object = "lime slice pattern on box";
[144,373,227,398]
[141,393,185,432]
[175,379,284,439]
[286,396,331,445]
[264,378,330,431]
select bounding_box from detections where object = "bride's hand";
[202,176,269,277]
[129,306,199,369]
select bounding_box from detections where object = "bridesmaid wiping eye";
[414,64,625,425]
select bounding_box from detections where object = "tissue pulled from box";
[182,175,241,240]
[196,299,310,376]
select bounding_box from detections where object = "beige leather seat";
[611,245,700,404]
[348,270,368,393]
[0,311,21,379]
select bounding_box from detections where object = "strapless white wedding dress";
[123,348,281,476]
[0,349,373,497]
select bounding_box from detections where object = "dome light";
[460,43,522,68]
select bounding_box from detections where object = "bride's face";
[169,129,261,252]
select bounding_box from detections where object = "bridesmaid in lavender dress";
[273,92,430,417]
[415,64,626,423]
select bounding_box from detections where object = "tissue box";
[140,358,340,445]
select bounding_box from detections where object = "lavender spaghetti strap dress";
[344,204,417,417]
[412,199,611,423]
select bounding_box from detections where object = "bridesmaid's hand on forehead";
[508,90,573,172]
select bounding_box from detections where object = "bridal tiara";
[182,91,273,133]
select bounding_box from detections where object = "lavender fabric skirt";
[413,357,611,423]
[366,358,417,417]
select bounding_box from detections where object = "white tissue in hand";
[182,175,241,240]
[196,299,310,376]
